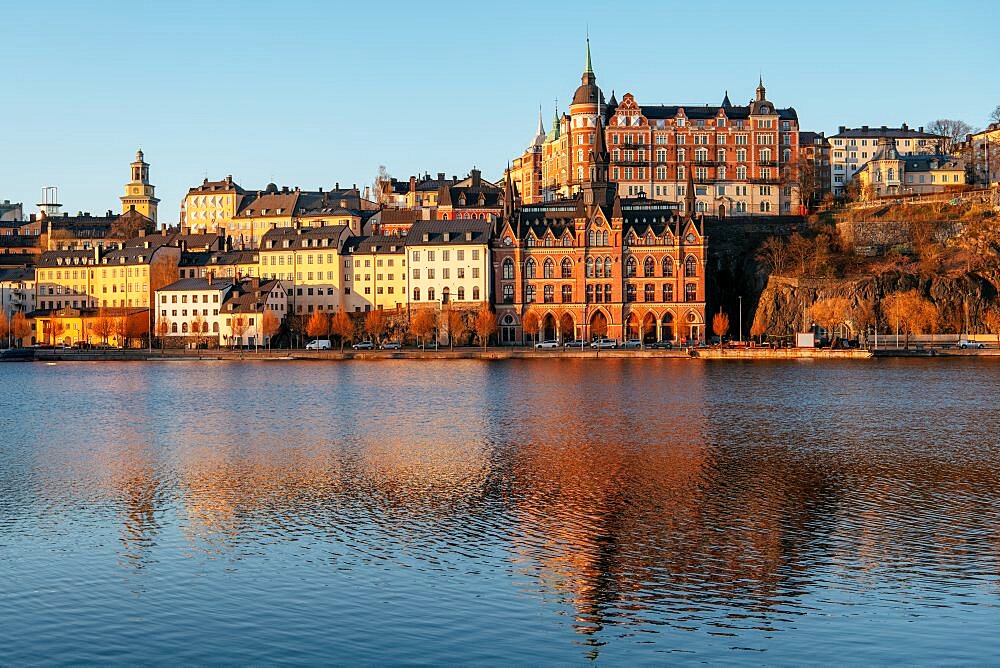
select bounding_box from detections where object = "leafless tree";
[11,312,32,347]
[445,308,467,350]
[261,310,280,350]
[474,303,496,350]
[926,119,976,153]
[522,310,540,346]
[330,310,354,352]
[364,309,387,347]
[409,308,437,348]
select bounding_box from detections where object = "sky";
[3,0,997,220]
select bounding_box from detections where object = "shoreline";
[8,347,999,363]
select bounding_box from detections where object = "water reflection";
[2,359,1000,663]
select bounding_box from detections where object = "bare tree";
[192,314,207,347]
[785,233,815,276]
[330,310,354,352]
[990,106,1000,125]
[230,314,250,350]
[410,308,437,349]
[364,309,387,347]
[474,303,496,350]
[11,312,32,347]
[306,311,330,343]
[0,312,8,347]
[112,315,131,349]
[882,290,938,348]
[810,297,851,342]
[445,308,466,350]
[522,310,540,347]
[155,317,170,349]
[261,310,280,350]
[92,308,114,345]
[373,165,393,209]
[756,236,790,275]
[926,119,975,153]
[712,310,730,344]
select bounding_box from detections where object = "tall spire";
[756,75,766,101]
[503,163,515,218]
[536,105,545,136]
[585,35,593,74]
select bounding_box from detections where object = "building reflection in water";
[60,359,1000,655]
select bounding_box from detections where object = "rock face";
[752,271,1000,336]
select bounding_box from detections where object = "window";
[586,284,594,303]
[543,258,554,279]
[502,284,514,303]
[586,257,594,278]
[457,286,465,300]
[561,285,572,303]
[473,287,480,300]
[604,257,612,277]
[685,256,697,277]
[413,287,420,301]
[626,256,637,278]
[502,257,514,280]
[428,288,435,301]
[543,285,554,303]
[626,284,636,302]
[643,256,655,277]
[662,284,674,301]
[685,283,697,302]
[645,283,655,302]
[525,284,536,303]
[525,258,536,279]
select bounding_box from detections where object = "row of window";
[412,286,481,302]
[500,282,698,304]
[412,267,480,280]
[411,249,480,262]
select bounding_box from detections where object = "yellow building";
[858,136,966,198]
[342,236,407,312]
[259,225,352,317]
[120,149,159,223]
[182,176,248,235]
[91,237,181,310]
[33,307,149,347]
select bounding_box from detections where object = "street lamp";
[738,295,743,344]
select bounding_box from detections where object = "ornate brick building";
[493,116,707,345]
[512,41,801,215]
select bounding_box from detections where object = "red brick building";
[492,116,707,345]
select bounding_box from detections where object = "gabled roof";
[260,224,350,250]
[157,277,235,293]
[343,235,406,255]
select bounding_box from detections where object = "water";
[1,358,999,664]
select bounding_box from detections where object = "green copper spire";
[585,37,593,74]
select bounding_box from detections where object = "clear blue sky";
[3,0,997,220]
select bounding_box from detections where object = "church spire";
[585,35,593,74]
[756,75,766,102]
[536,105,545,136]
[685,166,695,216]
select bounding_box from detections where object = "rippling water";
[1,359,999,663]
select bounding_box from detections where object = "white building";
[405,220,491,307]
[219,279,287,347]
[829,124,945,196]
[0,267,35,319]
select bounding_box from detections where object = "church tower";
[120,148,159,222]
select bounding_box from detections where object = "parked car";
[649,341,674,350]
[958,339,986,349]
[590,338,617,349]
[305,339,331,350]
[621,339,642,349]
[534,339,560,349]
[563,339,584,348]
[352,341,375,350]
[380,341,402,350]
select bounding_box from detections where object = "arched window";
[526,236,535,247]
[626,256,637,278]
[543,258,554,279]
[888,167,895,181]
[604,257,612,277]
[545,235,553,247]
[662,283,674,301]
[213,322,219,333]
[588,230,596,246]
[171,322,178,333]
[562,235,572,247]
[457,286,465,300]
[502,257,514,280]
[586,257,595,278]
[181,322,189,333]
[525,258,536,279]
[685,283,697,302]
[685,256,697,277]
[643,256,655,277]
[561,257,573,278]
[602,231,609,246]
[473,286,480,301]
[502,284,513,303]
[413,287,421,301]
[662,256,674,277]
[428,287,435,301]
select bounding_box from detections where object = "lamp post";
[738,295,743,344]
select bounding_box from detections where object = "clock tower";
[120,148,159,222]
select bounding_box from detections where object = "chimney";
[335,182,340,190]
[918,126,924,133]
[862,125,869,132]
[409,176,416,193]
[471,169,481,187]
[208,271,213,286]
[93,246,100,263]
[438,172,445,181]
[902,123,909,131]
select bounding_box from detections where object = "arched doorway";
[642,312,656,343]
[718,203,726,218]
[685,311,702,344]
[559,312,574,343]
[590,310,609,341]
[441,287,450,304]
[542,313,556,341]
[626,313,640,340]
[660,313,674,342]
[500,313,517,345]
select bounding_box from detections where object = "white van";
[305,339,332,350]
